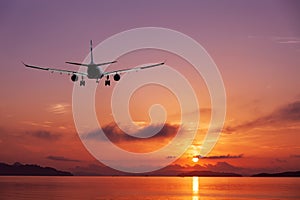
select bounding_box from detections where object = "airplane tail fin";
[90,40,94,64]
[66,40,117,67]
[66,40,94,66]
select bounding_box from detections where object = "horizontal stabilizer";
[66,62,89,66]
[94,60,117,67]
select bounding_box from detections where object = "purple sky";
[0,0,299,173]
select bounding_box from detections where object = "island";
[178,170,242,177]
[0,162,73,176]
[251,171,300,177]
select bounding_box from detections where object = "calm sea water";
[0,176,299,199]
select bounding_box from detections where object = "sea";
[0,176,299,199]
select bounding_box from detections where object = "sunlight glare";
[192,176,199,199]
[192,157,199,163]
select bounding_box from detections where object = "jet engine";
[113,73,120,81]
[71,74,78,82]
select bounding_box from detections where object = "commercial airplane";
[23,40,164,86]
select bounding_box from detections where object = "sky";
[0,0,300,175]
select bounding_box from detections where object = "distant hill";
[0,162,73,176]
[252,171,300,177]
[2,161,299,177]
[178,170,242,177]
[71,164,243,177]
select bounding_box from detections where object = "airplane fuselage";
[87,64,104,79]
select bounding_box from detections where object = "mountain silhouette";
[0,162,72,176]
[252,171,300,177]
[178,170,242,177]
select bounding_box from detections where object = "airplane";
[23,40,165,86]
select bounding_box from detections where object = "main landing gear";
[80,76,85,86]
[105,75,110,86]
[78,76,111,86]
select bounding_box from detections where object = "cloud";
[197,154,244,159]
[21,121,52,128]
[273,101,300,121]
[290,154,300,158]
[275,158,287,163]
[47,103,70,114]
[28,130,61,141]
[166,155,176,159]
[225,101,300,133]
[84,123,179,143]
[271,36,300,45]
[46,156,81,162]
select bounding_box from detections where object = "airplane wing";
[103,62,164,76]
[23,62,87,76]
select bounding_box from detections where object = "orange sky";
[0,1,299,174]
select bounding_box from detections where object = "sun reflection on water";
[192,176,199,200]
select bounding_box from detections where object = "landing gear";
[80,76,85,86]
[105,75,110,86]
[80,80,85,86]
[96,78,100,84]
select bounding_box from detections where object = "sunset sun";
[192,157,199,163]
